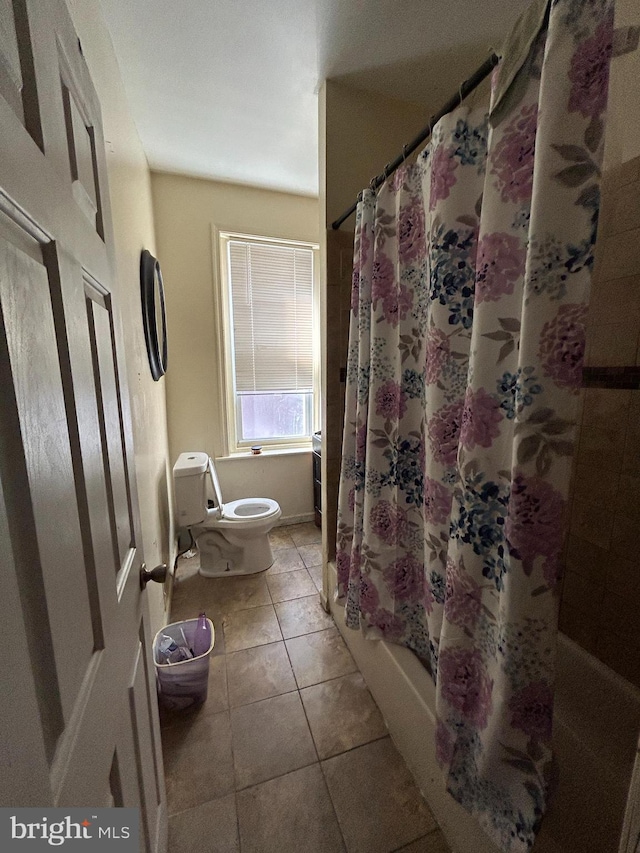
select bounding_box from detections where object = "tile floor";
[163,522,450,853]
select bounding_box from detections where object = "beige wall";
[151,172,320,521]
[323,80,430,227]
[66,0,174,632]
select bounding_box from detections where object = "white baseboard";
[275,512,315,526]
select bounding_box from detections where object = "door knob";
[140,563,168,590]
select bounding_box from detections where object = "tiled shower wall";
[559,154,640,689]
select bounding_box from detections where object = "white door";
[0,1,167,850]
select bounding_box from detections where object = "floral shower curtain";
[336,0,613,850]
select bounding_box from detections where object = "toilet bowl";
[173,451,282,577]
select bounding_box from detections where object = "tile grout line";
[388,824,444,853]
[228,569,275,812]
[234,790,242,853]
[229,730,399,797]
[231,541,316,793]
[285,540,350,853]
[279,542,311,694]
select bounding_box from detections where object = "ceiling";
[99,0,531,197]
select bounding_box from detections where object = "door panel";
[0,479,51,806]
[0,0,42,147]
[0,0,166,847]
[0,0,24,118]
[0,224,94,726]
[48,245,119,640]
[60,71,104,237]
[85,279,136,575]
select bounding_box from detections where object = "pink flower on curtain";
[568,20,613,119]
[375,380,407,420]
[476,232,526,303]
[398,197,426,264]
[425,327,450,384]
[371,252,395,303]
[490,104,537,203]
[383,553,425,602]
[439,647,493,729]
[430,146,459,210]
[505,474,565,578]
[360,575,380,615]
[460,387,503,450]
[369,500,409,544]
[382,285,413,327]
[424,477,453,525]
[371,608,405,640]
[538,303,587,391]
[428,400,463,466]
[435,719,455,767]
[509,680,553,741]
[444,557,482,629]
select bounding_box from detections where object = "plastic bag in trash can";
[153,617,214,710]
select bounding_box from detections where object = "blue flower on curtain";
[429,224,476,328]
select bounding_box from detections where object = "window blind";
[227,240,314,393]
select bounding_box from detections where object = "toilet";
[173,451,282,577]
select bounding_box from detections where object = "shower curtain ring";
[402,144,409,163]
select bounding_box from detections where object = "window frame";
[215,228,320,455]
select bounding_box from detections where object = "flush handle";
[140,562,168,590]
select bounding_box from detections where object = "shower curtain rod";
[330,51,500,230]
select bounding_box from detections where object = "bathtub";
[327,563,640,853]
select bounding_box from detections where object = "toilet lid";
[207,456,225,515]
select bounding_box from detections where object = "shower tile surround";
[560,153,640,688]
[163,523,449,853]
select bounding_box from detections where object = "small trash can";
[153,617,215,710]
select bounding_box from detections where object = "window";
[218,231,319,452]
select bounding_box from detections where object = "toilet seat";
[222,498,280,521]
[199,455,280,528]
[208,497,280,530]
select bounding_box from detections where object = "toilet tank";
[173,452,209,527]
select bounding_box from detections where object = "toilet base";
[196,529,275,577]
[199,561,267,579]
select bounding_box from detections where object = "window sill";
[217,445,312,461]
